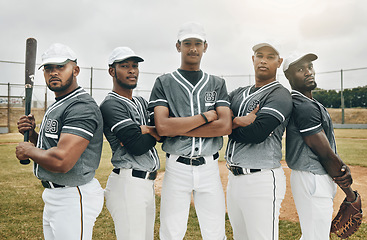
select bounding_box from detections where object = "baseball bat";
[21,38,37,165]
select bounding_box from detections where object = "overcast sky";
[1,0,367,103]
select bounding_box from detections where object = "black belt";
[167,152,219,166]
[228,165,261,176]
[112,168,157,180]
[41,180,65,188]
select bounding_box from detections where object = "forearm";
[25,146,75,173]
[29,131,39,145]
[304,132,356,201]
[116,126,157,155]
[318,153,355,200]
[125,134,157,156]
[230,114,280,143]
[156,114,207,137]
[182,117,232,137]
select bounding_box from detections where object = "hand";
[202,110,218,123]
[17,114,36,136]
[141,125,161,141]
[333,165,353,189]
[15,142,35,161]
[232,105,259,129]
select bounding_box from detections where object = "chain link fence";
[1,60,366,132]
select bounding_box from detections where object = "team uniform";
[148,69,229,240]
[286,90,337,239]
[225,81,292,240]
[100,91,160,240]
[35,87,104,240]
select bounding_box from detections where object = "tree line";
[313,86,367,108]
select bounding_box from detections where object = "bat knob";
[20,159,31,165]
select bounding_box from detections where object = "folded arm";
[153,105,224,137]
[182,106,232,137]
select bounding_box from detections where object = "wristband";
[200,113,209,123]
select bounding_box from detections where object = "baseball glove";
[331,191,363,239]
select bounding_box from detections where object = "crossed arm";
[153,106,232,138]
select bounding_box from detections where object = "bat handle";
[20,159,31,165]
[21,131,31,165]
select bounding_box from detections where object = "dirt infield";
[154,161,367,223]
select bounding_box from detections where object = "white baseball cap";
[108,47,144,66]
[177,22,206,42]
[283,52,318,72]
[39,43,77,69]
[252,43,280,55]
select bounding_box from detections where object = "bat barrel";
[21,38,37,166]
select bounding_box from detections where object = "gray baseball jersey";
[148,70,230,157]
[100,92,160,171]
[225,81,292,169]
[35,87,103,187]
[286,90,337,174]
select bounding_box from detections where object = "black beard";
[47,72,73,92]
[116,77,137,90]
[306,80,317,91]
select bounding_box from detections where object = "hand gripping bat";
[21,38,37,165]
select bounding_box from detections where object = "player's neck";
[179,63,201,71]
[113,87,133,100]
[303,91,313,99]
[254,76,276,88]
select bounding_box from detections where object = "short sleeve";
[148,77,169,111]
[293,101,323,137]
[100,98,136,134]
[260,87,292,123]
[215,78,230,108]
[62,101,100,141]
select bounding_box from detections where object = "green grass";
[1,130,366,239]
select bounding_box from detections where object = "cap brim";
[109,55,144,65]
[284,53,318,72]
[38,58,74,69]
[252,43,279,55]
[178,34,205,42]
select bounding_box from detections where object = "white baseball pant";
[160,154,226,240]
[104,168,155,240]
[291,170,337,240]
[227,166,286,240]
[42,178,104,240]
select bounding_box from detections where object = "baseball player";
[148,22,232,240]
[225,43,292,240]
[15,43,104,240]
[100,47,160,240]
[283,52,356,239]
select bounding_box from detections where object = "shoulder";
[207,74,224,81]
[157,72,174,82]
[69,91,99,110]
[230,86,247,96]
[291,92,318,111]
[100,93,130,114]
[293,99,319,118]
[134,96,148,105]
[271,83,291,96]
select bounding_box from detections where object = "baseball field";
[1,129,366,239]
